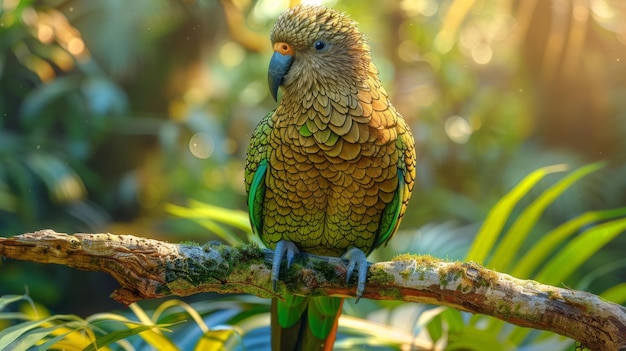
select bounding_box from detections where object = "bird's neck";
[274,62,395,161]
[280,61,384,112]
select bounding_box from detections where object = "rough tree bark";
[1,230,625,351]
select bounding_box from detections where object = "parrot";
[245,4,416,350]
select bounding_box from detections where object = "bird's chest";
[261,116,394,254]
[268,122,364,191]
[266,119,393,214]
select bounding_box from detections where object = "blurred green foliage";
[0,0,625,348]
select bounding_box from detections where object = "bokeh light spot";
[445,115,472,144]
[220,42,245,68]
[184,87,206,104]
[239,81,265,105]
[37,24,54,43]
[590,0,614,19]
[400,0,438,17]
[472,44,493,65]
[573,4,589,22]
[67,37,85,55]
[189,132,214,159]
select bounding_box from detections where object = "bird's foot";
[272,240,300,291]
[342,247,369,303]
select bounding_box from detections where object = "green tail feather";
[272,296,343,350]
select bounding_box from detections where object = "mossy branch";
[1,230,625,350]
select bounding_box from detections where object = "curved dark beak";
[268,51,293,102]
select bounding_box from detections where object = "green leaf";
[7,325,72,351]
[168,201,250,232]
[535,217,626,285]
[3,157,37,220]
[447,328,516,351]
[425,308,464,345]
[194,328,241,351]
[0,294,32,312]
[34,328,82,351]
[465,164,569,263]
[20,76,79,129]
[83,325,175,351]
[576,258,626,291]
[426,314,443,344]
[166,201,252,245]
[440,308,465,334]
[511,207,626,278]
[0,184,18,212]
[601,283,626,305]
[0,315,83,351]
[26,152,86,203]
[488,162,605,271]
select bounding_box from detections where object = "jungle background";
[1,0,625,350]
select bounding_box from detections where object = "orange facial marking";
[273,42,294,56]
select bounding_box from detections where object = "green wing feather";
[248,159,267,235]
[372,169,404,251]
[245,111,273,235]
[372,123,416,251]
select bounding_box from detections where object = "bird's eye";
[313,40,329,52]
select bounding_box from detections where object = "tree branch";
[1,230,625,350]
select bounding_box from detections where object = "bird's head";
[268,4,372,101]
